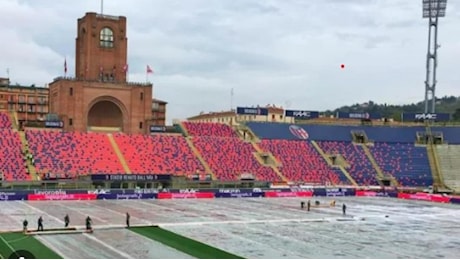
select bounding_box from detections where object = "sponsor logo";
[116,194,142,200]
[326,188,347,196]
[415,113,437,120]
[289,125,309,140]
[293,111,311,117]
[33,189,67,195]
[244,108,258,114]
[134,188,159,194]
[349,113,369,119]
[178,189,197,193]
[88,189,111,194]
[218,189,241,193]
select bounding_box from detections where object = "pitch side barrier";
[0,187,458,204]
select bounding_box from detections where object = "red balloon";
[340,64,345,69]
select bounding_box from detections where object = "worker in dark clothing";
[307,200,311,212]
[37,216,43,231]
[23,219,28,233]
[85,216,92,232]
[64,214,70,228]
[126,212,130,228]
[342,203,347,215]
[300,201,305,209]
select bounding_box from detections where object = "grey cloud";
[0,0,459,122]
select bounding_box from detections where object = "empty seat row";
[0,112,12,129]
[183,122,238,138]
[0,129,29,180]
[113,134,205,175]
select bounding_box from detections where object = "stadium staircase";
[427,142,445,190]
[233,124,260,142]
[184,137,216,180]
[178,122,190,137]
[310,141,358,186]
[107,133,132,174]
[18,130,38,180]
[435,144,460,192]
[361,144,398,186]
[424,126,447,191]
[8,111,19,130]
[250,141,287,182]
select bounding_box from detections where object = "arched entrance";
[87,100,124,131]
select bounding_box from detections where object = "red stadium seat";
[0,112,12,129]
[259,140,344,184]
[183,122,238,138]
[192,136,281,181]
[0,129,30,180]
[113,133,205,175]
[317,141,379,186]
[26,130,124,177]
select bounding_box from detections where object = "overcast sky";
[0,0,459,122]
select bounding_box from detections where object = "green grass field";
[130,226,244,259]
[0,232,62,259]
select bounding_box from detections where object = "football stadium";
[1,1,460,259]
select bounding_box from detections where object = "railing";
[52,76,152,87]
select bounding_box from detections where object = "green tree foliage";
[324,96,460,121]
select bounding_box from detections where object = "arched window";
[100,27,114,48]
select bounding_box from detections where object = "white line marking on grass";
[0,235,15,256]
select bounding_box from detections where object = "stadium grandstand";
[0,10,459,196]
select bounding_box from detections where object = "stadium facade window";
[69,87,73,96]
[69,118,73,126]
[139,122,143,129]
[140,92,143,100]
[100,27,114,48]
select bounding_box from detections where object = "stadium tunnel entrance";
[87,98,125,132]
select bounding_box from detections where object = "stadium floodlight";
[423,0,447,18]
[422,0,447,114]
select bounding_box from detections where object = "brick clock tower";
[49,12,159,134]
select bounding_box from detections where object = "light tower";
[422,0,447,114]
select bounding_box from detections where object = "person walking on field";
[126,212,130,228]
[23,219,28,233]
[37,216,44,231]
[64,214,70,228]
[342,203,347,215]
[86,216,92,232]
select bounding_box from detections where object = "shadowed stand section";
[129,226,244,259]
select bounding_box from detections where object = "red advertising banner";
[397,192,451,203]
[28,194,97,201]
[157,192,215,199]
[264,191,313,198]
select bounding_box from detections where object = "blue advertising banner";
[450,197,460,204]
[45,121,64,128]
[236,107,269,116]
[91,174,171,181]
[285,110,319,119]
[313,188,356,197]
[215,192,264,198]
[401,113,451,122]
[337,112,380,120]
[97,193,157,200]
[0,192,28,201]
[150,125,166,133]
